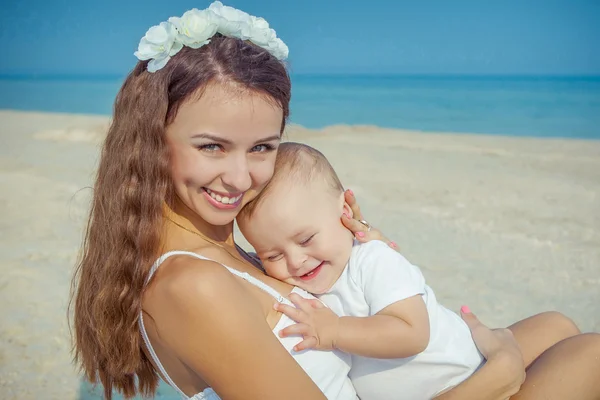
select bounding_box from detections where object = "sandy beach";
[1,109,599,399]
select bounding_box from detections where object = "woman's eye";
[250,143,276,153]
[197,143,223,152]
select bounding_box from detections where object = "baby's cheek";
[262,261,284,279]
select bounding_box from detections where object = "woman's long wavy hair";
[70,35,291,399]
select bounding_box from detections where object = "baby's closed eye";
[267,254,283,262]
[299,234,316,246]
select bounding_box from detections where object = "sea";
[1,74,599,139]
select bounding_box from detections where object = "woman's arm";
[435,353,522,400]
[435,309,526,400]
[151,258,327,400]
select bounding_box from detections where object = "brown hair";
[70,35,291,399]
[239,142,344,220]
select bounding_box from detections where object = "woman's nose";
[221,153,252,192]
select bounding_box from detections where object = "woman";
[71,3,600,399]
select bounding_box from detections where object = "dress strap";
[139,250,291,399]
[147,250,288,302]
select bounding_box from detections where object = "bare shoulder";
[144,252,265,353]
[143,253,327,399]
[148,253,254,313]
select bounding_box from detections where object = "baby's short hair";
[240,142,344,220]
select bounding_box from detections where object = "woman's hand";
[460,306,526,399]
[461,306,523,365]
[435,306,525,400]
[340,189,399,250]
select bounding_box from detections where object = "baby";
[237,142,484,399]
[236,142,561,400]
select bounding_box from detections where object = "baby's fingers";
[308,299,326,309]
[293,337,318,352]
[279,323,310,338]
[274,302,306,323]
[289,293,317,313]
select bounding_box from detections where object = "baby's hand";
[275,293,340,352]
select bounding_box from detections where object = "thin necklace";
[164,216,252,265]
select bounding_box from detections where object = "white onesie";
[318,240,484,400]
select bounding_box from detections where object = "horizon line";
[1,72,600,81]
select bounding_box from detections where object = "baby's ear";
[341,200,353,219]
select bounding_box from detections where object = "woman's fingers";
[461,305,523,363]
[460,306,526,397]
[342,214,389,242]
[460,305,484,332]
[341,212,363,233]
[341,190,399,251]
[341,214,374,237]
[344,189,363,220]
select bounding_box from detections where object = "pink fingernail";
[461,305,471,314]
[348,189,354,196]
[343,212,350,218]
[356,231,365,238]
[389,241,397,248]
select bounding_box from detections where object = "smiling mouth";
[203,188,244,205]
[299,261,325,281]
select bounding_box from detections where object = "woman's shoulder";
[148,250,248,309]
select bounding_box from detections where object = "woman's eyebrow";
[254,135,281,144]
[191,132,231,144]
[190,133,281,145]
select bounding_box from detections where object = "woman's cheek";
[252,158,277,189]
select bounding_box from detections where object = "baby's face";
[238,178,354,294]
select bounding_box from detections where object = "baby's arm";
[336,295,430,358]
[343,240,431,358]
[276,294,429,358]
[278,241,431,358]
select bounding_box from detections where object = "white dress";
[139,250,358,400]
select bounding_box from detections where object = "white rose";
[249,15,270,31]
[248,16,276,47]
[134,21,183,72]
[168,8,218,49]
[267,37,289,60]
[209,1,252,39]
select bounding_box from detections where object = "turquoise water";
[1,74,599,139]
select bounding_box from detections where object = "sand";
[1,110,598,399]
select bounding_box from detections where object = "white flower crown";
[134,1,289,73]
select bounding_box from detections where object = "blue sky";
[1,0,599,76]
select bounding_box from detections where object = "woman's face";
[166,83,283,226]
